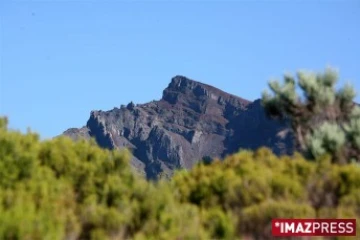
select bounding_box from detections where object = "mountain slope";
[63,76,294,178]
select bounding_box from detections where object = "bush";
[262,68,360,164]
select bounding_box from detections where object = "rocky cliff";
[63,76,294,178]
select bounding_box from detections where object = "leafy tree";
[262,68,360,163]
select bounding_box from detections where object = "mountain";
[62,76,294,178]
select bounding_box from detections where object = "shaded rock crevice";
[86,111,115,150]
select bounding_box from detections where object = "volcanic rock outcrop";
[63,76,293,178]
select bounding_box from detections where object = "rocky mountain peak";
[162,76,251,110]
[166,75,208,93]
[62,76,294,179]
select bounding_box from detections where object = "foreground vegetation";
[0,117,359,240]
[262,67,360,164]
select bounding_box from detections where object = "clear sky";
[0,1,359,139]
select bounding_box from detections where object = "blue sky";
[0,1,359,139]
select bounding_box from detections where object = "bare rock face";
[63,76,293,179]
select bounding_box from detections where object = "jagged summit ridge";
[162,75,250,110]
[63,76,293,179]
